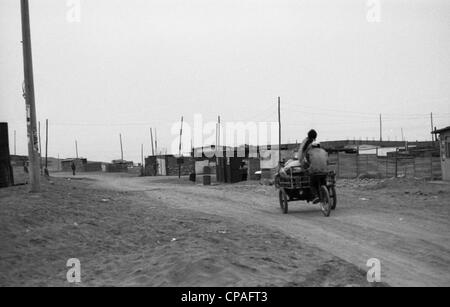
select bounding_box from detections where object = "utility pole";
[75,140,78,159]
[216,115,221,149]
[21,0,40,192]
[21,0,41,190]
[14,130,16,155]
[430,112,434,142]
[38,121,42,173]
[141,144,144,167]
[155,129,158,156]
[150,128,155,156]
[45,119,48,170]
[119,133,124,161]
[278,96,281,164]
[178,116,184,179]
[379,114,382,143]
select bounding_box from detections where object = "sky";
[1,0,449,163]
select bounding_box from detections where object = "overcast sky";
[1,0,449,162]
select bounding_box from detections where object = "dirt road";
[57,173,450,286]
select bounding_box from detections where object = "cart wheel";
[319,185,331,217]
[279,190,288,214]
[329,186,337,210]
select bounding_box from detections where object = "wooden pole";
[216,115,221,149]
[150,128,155,156]
[75,140,78,159]
[179,116,184,156]
[45,119,48,169]
[21,0,40,192]
[430,112,434,142]
[155,129,158,156]
[14,130,16,155]
[178,116,184,179]
[379,114,382,142]
[119,133,123,161]
[278,96,281,164]
[38,121,41,173]
[141,144,144,166]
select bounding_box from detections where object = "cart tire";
[329,186,337,210]
[279,190,288,214]
[320,185,331,217]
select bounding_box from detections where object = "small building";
[432,126,450,181]
[105,160,133,173]
[0,123,13,187]
[61,158,87,172]
[61,158,103,172]
[144,154,195,176]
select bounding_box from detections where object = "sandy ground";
[0,173,375,287]
[1,172,449,286]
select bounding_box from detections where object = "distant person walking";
[71,161,76,176]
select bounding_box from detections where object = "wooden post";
[379,114,382,142]
[141,144,143,165]
[45,119,48,170]
[75,140,78,159]
[20,0,40,192]
[119,133,123,161]
[150,128,155,156]
[217,115,221,149]
[278,96,281,164]
[14,130,16,155]
[38,121,42,173]
[430,112,434,142]
[178,116,184,179]
[154,129,158,156]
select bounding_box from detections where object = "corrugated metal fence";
[328,152,441,180]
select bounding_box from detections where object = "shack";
[61,158,103,172]
[0,123,13,187]
[432,126,450,181]
[144,154,195,176]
